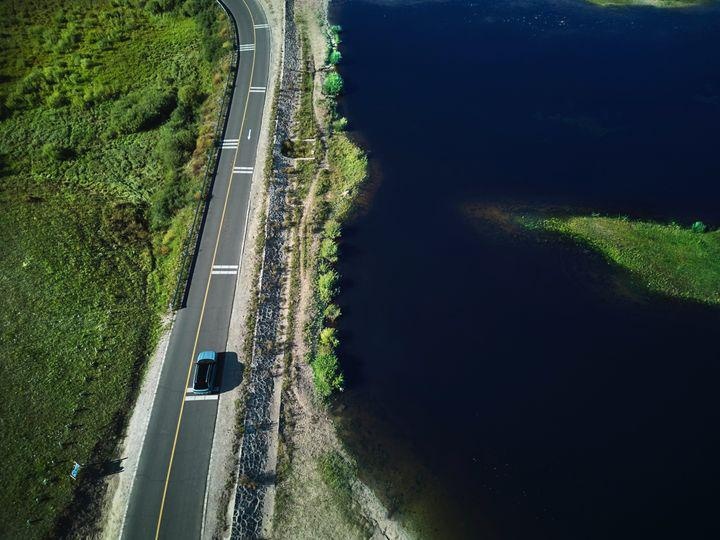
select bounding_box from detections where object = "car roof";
[197,350,216,361]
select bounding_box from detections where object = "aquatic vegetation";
[528,215,720,305]
[587,0,704,7]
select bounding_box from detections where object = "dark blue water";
[331,0,720,538]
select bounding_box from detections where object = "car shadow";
[214,351,243,395]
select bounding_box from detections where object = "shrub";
[46,90,68,108]
[41,142,75,162]
[107,87,177,136]
[324,303,341,322]
[319,238,338,263]
[331,116,347,132]
[328,49,342,65]
[319,327,339,354]
[311,352,344,398]
[147,0,182,14]
[323,72,343,97]
[150,171,189,229]
[317,269,339,304]
[691,221,707,233]
[323,219,341,240]
[102,203,149,244]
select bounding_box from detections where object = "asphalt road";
[122,0,270,538]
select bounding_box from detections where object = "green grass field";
[0,0,230,536]
[532,216,720,305]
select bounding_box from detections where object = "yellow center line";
[153,1,258,538]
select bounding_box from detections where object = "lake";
[330,0,720,538]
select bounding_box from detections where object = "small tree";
[691,221,706,233]
[324,303,341,322]
[323,72,343,97]
[318,269,339,304]
[319,238,338,263]
[311,352,344,398]
[328,49,342,65]
[319,327,339,354]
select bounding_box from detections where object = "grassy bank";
[270,8,375,538]
[587,0,704,7]
[288,17,367,400]
[0,0,230,536]
[526,215,720,305]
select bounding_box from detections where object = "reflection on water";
[332,0,720,538]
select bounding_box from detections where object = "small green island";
[526,215,720,305]
[587,0,704,7]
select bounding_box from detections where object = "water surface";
[331,1,720,538]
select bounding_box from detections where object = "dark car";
[192,351,217,394]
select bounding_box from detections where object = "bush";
[319,327,339,354]
[102,203,149,244]
[46,90,68,108]
[323,219,341,240]
[155,127,196,170]
[311,352,344,398]
[328,49,342,65]
[317,269,339,304]
[331,116,347,132]
[692,221,707,233]
[319,238,338,263]
[41,142,75,162]
[324,303,341,322]
[323,72,343,97]
[107,87,177,136]
[150,171,189,229]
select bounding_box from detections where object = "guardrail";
[171,1,239,311]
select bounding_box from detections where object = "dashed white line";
[247,129,252,140]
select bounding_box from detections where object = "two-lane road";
[122,0,270,537]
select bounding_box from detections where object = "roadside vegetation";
[524,215,720,305]
[0,0,231,536]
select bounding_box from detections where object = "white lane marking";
[249,87,266,93]
[233,166,254,175]
[185,394,219,402]
[211,270,237,275]
[239,44,255,51]
[212,264,238,269]
[254,23,269,29]
[247,129,252,140]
